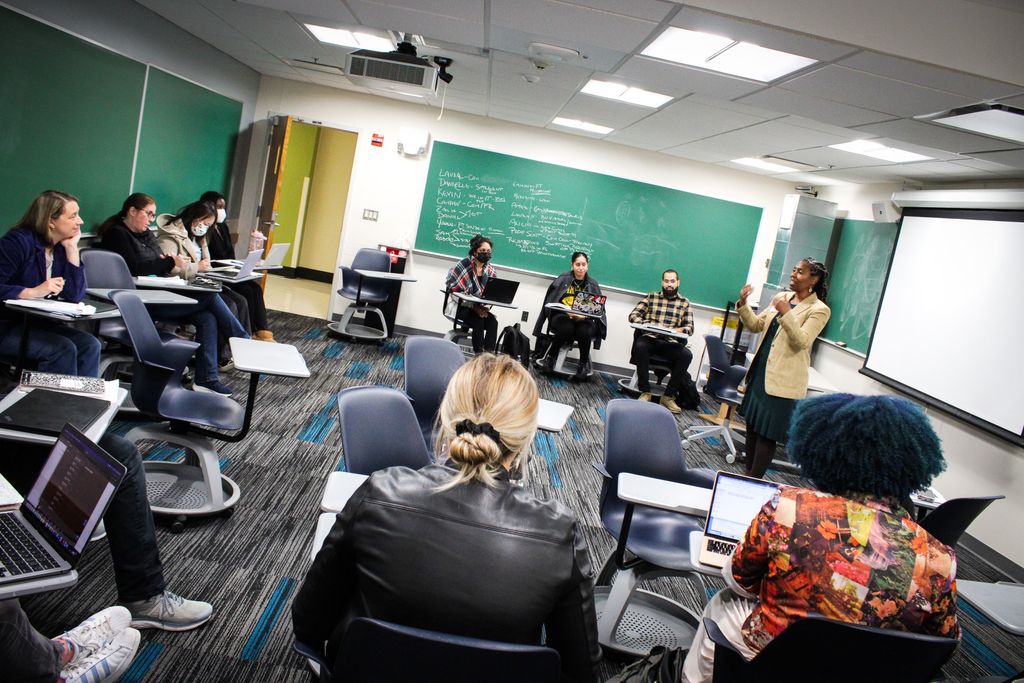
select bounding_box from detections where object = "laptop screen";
[705,472,780,543]
[482,277,519,304]
[23,427,124,559]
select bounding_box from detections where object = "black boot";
[572,363,589,382]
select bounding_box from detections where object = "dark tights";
[745,429,776,479]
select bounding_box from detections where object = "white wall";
[815,182,1024,566]
[244,76,798,371]
[2,0,262,236]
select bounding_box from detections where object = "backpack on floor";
[605,645,686,683]
[497,323,532,370]
[677,373,701,410]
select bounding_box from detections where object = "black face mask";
[475,251,491,264]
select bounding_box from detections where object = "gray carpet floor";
[19,309,1024,681]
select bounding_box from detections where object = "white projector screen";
[863,209,1024,444]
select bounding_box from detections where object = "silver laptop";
[0,425,126,599]
[697,471,780,568]
[259,242,290,268]
[205,249,263,281]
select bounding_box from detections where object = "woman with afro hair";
[682,393,959,683]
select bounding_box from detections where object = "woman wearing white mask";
[156,200,217,280]
[199,191,274,341]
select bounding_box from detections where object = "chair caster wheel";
[681,439,691,449]
[170,516,186,534]
[725,453,736,464]
[221,508,234,519]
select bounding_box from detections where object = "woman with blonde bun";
[293,353,601,682]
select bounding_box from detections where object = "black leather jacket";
[533,272,608,340]
[292,464,601,682]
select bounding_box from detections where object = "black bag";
[677,373,701,410]
[605,645,686,683]
[497,323,532,370]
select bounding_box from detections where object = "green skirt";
[738,318,796,443]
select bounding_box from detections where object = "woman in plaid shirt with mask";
[445,234,498,353]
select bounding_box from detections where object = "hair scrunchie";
[455,419,502,444]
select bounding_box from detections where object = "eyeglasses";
[141,209,156,218]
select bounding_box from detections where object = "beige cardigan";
[737,292,831,399]
[156,214,209,280]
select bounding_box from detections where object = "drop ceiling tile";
[686,95,782,119]
[780,66,977,118]
[966,148,1024,169]
[490,0,658,53]
[1000,93,1024,108]
[736,88,896,128]
[491,54,592,90]
[199,0,303,35]
[852,119,1013,155]
[559,0,673,23]
[615,57,764,100]
[557,94,658,129]
[814,168,904,183]
[670,6,859,63]
[346,0,485,46]
[777,116,861,139]
[660,144,736,163]
[139,0,245,37]
[780,147,894,169]
[357,0,484,23]
[489,109,552,127]
[236,0,356,23]
[488,26,624,72]
[608,98,768,148]
[953,157,1020,172]
[838,50,1019,100]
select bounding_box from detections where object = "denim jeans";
[0,434,165,604]
[0,320,101,377]
[148,292,248,382]
[0,598,62,683]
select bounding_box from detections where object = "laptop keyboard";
[707,539,736,556]
[0,514,59,577]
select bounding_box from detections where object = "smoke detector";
[527,42,582,69]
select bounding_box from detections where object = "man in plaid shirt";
[627,269,694,413]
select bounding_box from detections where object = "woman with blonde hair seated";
[292,353,601,682]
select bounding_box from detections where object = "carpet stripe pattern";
[16,309,1023,681]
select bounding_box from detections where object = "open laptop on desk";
[696,471,780,569]
[205,249,262,281]
[0,425,125,599]
[481,277,519,304]
[213,242,290,270]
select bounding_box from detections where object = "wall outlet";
[362,209,379,221]
[521,311,529,322]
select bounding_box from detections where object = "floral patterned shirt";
[731,486,959,652]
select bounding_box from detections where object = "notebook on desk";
[0,389,109,437]
[482,277,519,304]
[0,425,125,599]
[696,471,780,569]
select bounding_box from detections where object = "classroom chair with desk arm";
[681,334,747,464]
[403,335,465,453]
[111,291,252,533]
[618,329,677,397]
[293,617,560,683]
[319,385,432,515]
[441,287,474,351]
[917,494,1005,547]
[593,398,716,656]
[531,314,601,380]
[702,614,958,683]
[329,248,394,341]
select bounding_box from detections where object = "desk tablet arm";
[156,339,201,369]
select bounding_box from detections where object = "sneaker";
[254,329,275,342]
[218,358,235,373]
[194,380,232,396]
[638,392,653,402]
[660,394,682,414]
[124,590,214,631]
[59,606,132,658]
[61,627,140,683]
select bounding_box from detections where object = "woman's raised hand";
[738,284,753,307]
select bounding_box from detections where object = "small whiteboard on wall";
[862,208,1024,445]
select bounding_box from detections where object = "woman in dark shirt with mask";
[444,234,498,353]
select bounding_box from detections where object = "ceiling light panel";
[305,24,393,51]
[829,140,932,162]
[580,80,672,108]
[551,117,614,134]
[641,27,816,82]
[732,157,795,173]
[933,106,1024,144]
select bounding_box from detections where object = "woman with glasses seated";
[97,194,248,396]
[444,234,498,353]
[293,354,601,682]
[0,190,100,376]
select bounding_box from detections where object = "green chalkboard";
[416,142,763,306]
[133,68,242,214]
[820,218,898,353]
[0,6,145,232]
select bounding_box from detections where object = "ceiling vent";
[344,43,438,96]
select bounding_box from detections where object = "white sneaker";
[59,606,132,657]
[61,627,140,683]
[124,590,214,631]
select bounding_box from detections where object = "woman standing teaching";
[736,258,830,478]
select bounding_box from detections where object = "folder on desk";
[0,389,108,437]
